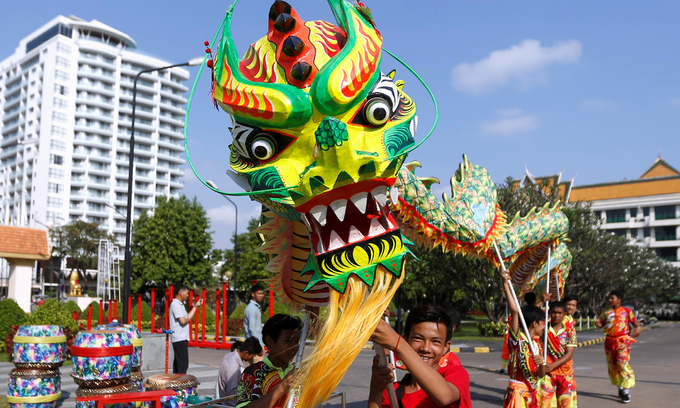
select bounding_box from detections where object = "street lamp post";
[206,180,239,287]
[121,57,204,321]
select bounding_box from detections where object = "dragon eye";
[251,136,276,160]
[363,98,391,126]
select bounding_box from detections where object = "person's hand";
[550,293,558,302]
[544,363,555,373]
[501,270,511,283]
[369,319,400,351]
[532,354,544,367]
[595,319,602,328]
[280,369,297,389]
[631,326,642,338]
[195,298,203,308]
[370,355,395,390]
[540,293,550,303]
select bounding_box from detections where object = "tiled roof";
[0,225,50,260]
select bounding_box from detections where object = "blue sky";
[3,1,680,249]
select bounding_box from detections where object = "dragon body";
[203,1,571,406]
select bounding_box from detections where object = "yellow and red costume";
[537,322,578,408]
[503,331,543,408]
[598,307,637,389]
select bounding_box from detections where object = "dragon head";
[212,0,417,297]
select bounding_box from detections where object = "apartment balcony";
[78,54,116,69]
[77,69,115,84]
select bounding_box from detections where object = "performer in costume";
[236,315,302,408]
[562,295,578,332]
[501,271,547,408]
[595,290,641,404]
[537,302,577,408]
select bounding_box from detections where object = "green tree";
[131,195,216,293]
[219,218,269,294]
[49,220,115,293]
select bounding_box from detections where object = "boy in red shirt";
[368,305,472,408]
[502,270,547,408]
[595,290,641,404]
[538,301,577,408]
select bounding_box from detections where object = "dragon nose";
[315,117,348,151]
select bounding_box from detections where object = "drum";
[144,374,199,408]
[13,325,66,369]
[71,330,133,388]
[7,368,61,408]
[131,369,145,392]
[75,382,137,408]
[96,324,144,370]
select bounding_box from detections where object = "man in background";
[244,283,265,346]
[169,285,203,374]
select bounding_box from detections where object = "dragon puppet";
[197,1,571,406]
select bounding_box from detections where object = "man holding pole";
[595,290,641,404]
[501,269,547,408]
[169,285,203,374]
[538,301,577,408]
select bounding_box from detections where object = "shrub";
[226,318,244,336]
[229,302,290,322]
[84,301,108,324]
[0,299,26,353]
[477,322,506,337]
[27,300,79,333]
[229,303,246,319]
[63,301,82,318]
[130,301,153,323]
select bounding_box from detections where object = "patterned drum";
[131,369,145,392]
[96,324,144,370]
[7,368,61,408]
[71,330,133,388]
[75,382,137,408]
[144,374,199,408]
[13,326,66,369]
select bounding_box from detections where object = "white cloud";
[480,109,540,136]
[452,39,582,95]
[580,99,616,111]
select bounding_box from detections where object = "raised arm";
[502,270,520,337]
[178,298,202,325]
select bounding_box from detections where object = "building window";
[47,197,63,208]
[57,43,72,54]
[51,154,64,165]
[26,23,72,52]
[52,112,68,123]
[611,229,627,237]
[643,207,650,216]
[48,182,63,194]
[630,208,637,218]
[50,140,66,151]
[644,227,651,238]
[594,211,601,220]
[655,205,677,220]
[655,226,677,241]
[56,56,71,68]
[47,211,63,222]
[51,125,67,137]
[49,168,64,179]
[54,84,69,96]
[55,70,70,82]
[656,247,678,262]
[53,97,68,109]
[606,209,626,223]
[88,202,103,212]
[630,228,638,239]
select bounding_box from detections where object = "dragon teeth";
[328,230,345,251]
[329,199,348,222]
[310,205,328,226]
[350,192,368,214]
[348,225,364,243]
[389,186,400,204]
[369,218,386,236]
[371,186,388,207]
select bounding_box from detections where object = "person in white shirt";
[244,283,265,346]
[218,337,263,404]
[169,285,203,374]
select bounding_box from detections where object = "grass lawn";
[451,321,505,342]
[0,395,7,408]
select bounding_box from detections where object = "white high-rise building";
[0,15,188,244]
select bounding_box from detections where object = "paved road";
[2,323,676,407]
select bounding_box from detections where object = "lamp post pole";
[206,181,239,288]
[121,58,204,321]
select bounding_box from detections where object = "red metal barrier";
[201,288,206,343]
[108,300,113,324]
[137,295,142,333]
[73,311,78,325]
[87,306,92,330]
[164,290,169,331]
[113,300,118,322]
[269,284,274,318]
[150,289,156,331]
[128,296,132,324]
[215,288,220,343]
[222,282,227,344]
[99,302,103,325]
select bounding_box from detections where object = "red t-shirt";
[382,362,472,408]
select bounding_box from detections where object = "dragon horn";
[212,6,312,129]
[310,0,383,116]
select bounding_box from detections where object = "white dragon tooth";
[329,199,348,222]
[368,218,386,236]
[310,205,328,226]
[390,186,400,204]
[350,192,368,214]
[328,230,345,251]
[371,186,388,207]
[316,241,325,254]
[348,225,364,243]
